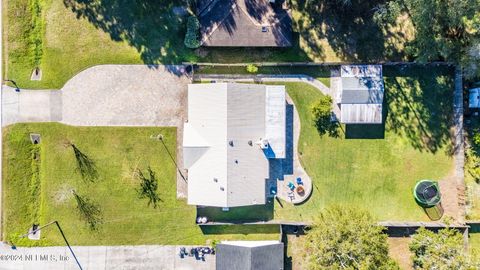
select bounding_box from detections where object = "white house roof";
[338,65,384,124]
[184,83,286,207]
[469,88,480,108]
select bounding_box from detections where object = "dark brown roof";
[197,0,292,47]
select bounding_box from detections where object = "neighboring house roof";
[338,65,384,124]
[197,0,292,47]
[469,88,480,108]
[184,83,286,207]
[216,241,284,270]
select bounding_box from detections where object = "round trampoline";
[413,180,441,208]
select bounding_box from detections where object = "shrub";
[410,227,479,269]
[246,64,258,73]
[311,96,338,137]
[473,132,480,147]
[184,16,200,49]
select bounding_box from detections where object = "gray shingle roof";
[198,0,292,47]
[216,242,284,270]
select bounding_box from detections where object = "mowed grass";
[3,0,195,89]
[2,123,278,246]
[273,66,454,221]
[3,0,414,89]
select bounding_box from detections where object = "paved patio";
[0,243,214,270]
[268,95,312,204]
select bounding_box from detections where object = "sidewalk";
[0,243,215,270]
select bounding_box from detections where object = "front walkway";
[194,74,332,96]
[0,243,214,270]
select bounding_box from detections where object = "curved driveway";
[1,65,190,127]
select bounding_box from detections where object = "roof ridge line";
[200,3,238,45]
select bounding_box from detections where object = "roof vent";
[262,26,268,32]
[220,187,225,191]
[229,140,234,146]
[248,140,253,146]
[213,178,218,183]
[256,138,269,149]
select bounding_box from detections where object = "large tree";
[375,0,480,78]
[410,227,479,270]
[305,206,399,270]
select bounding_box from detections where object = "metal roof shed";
[338,65,384,124]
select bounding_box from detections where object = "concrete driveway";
[1,65,190,127]
[1,64,190,197]
[0,243,215,270]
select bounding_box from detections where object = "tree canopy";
[375,0,480,78]
[305,206,399,270]
[410,227,479,270]
[311,95,339,137]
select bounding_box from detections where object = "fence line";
[183,61,455,67]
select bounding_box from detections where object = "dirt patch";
[285,235,307,270]
[388,237,412,270]
[439,172,464,223]
[53,184,74,204]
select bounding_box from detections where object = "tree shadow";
[383,65,455,154]
[136,166,163,208]
[293,0,398,61]
[63,0,188,67]
[345,124,385,139]
[72,190,102,230]
[70,143,99,182]
[197,0,292,47]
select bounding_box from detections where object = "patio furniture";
[287,182,295,191]
[179,247,187,258]
[296,185,305,196]
[296,177,303,186]
[287,191,295,201]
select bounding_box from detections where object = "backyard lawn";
[272,66,455,221]
[2,123,279,246]
[3,0,413,89]
[192,66,455,223]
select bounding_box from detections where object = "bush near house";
[311,95,338,137]
[184,16,200,49]
[246,64,258,73]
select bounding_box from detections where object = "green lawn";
[469,232,480,257]
[2,123,279,246]
[272,66,454,222]
[3,0,195,89]
[191,66,455,223]
[3,0,413,89]
[464,111,480,220]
